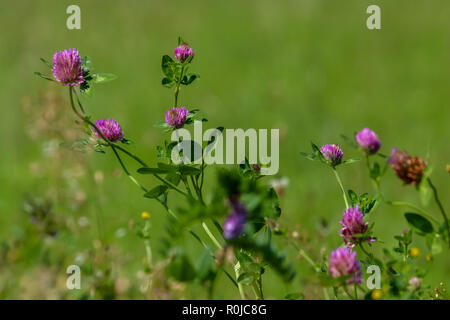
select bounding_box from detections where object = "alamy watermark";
[170,121,279,175]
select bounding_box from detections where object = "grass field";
[0,0,449,299]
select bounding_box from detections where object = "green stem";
[323,288,330,300]
[333,168,349,209]
[234,261,246,300]
[359,242,373,262]
[202,222,222,250]
[427,178,450,246]
[342,285,356,300]
[174,65,185,107]
[258,276,264,300]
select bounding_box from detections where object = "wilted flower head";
[355,128,381,155]
[52,49,85,86]
[223,202,247,239]
[270,177,290,196]
[329,247,362,284]
[94,119,124,142]
[409,277,421,290]
[174,42,194,63]
[321,144,343,166]
[388,148,426,185]
[339,206,373,247]
[165,107,189,128]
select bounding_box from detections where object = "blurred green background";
[0,0,449,299]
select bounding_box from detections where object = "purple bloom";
[174,42,194,63]
[52,49,85,86]
[355,128,381,155]
[94,119,124,143]
[223,202,247,239]
[329,247,362,284]
[320,144,343,166]
[339,206,371,248]
[165,107,189,128]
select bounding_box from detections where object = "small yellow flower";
[371,289,383,300]
[426,253,433,261]
[141,211,151,220]
[446,164,450,173]
[410,247,420,258]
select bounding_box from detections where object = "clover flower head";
[165,107,189,128]
[339,206,372,248]
[94,119,124,143]
[355,128,381,155]
[409,277,421,290]
[52,48,85,86]
[223,202,247,239]
[174,42,194,63]
[321,144,343,166]
[329,247,362,284]
[388,148,426,185]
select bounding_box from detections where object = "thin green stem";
[202,222,222,250]
[359,242,374,263]
[323,288,330,300]
[342,285,356,300]
[174,65,185,107]
[234,261,246,300]
[258,276,264,300]
[333,168,349,209]
[427,178,450,246]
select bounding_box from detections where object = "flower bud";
[355,128,381,155]
[174,42,194,63]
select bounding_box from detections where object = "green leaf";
[348,190,358,206]
[161,55,175,78]
[237,272,254,285]
[158,162,178,172]
[419,178,432,207]
[137,167,168,174]
[178,165,201,176]
[92,73,118,84]
[404,213,434,234]
[342,158,360,165]
[40,58,52,68]
[370,162,381,181]
[166,250,196,282]
[165,172,181,186]
[300,152,315,161]
[162,77,174,88]
[81,84,94,98]
[144,185,168,198]
[82,56,93,72]
[178,36,184,46]
[284,293,303,300]
[181,73,200,85]
[196,249,214,281]
[154,120,168,128]
[426,233,442,255]
[34,72,54,82]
